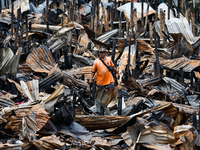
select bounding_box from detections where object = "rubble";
[0,0,200,149]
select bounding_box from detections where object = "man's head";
[99,48,106,59]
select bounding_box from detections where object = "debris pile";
[0,0,200,149]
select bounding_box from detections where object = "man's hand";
[89,79,93,84]
[117,73,120,79]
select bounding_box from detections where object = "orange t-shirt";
[92,57,115,86]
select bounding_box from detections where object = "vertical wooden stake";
[149,22,153,45]
[126,17,129,37]
[192,11,195,35]
[141,0,144,30]
[119,14,122,37]
[118,89,122,115]
[160,9,163,46]
[144,3,149,31]
[186,8,190,24]
[11,3,13,36]
[134,9,137,36]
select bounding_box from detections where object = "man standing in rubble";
[89,48,120,115]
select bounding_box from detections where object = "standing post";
[63,48,69,69]
[15,8,21,50]
[192,11,195,36]
[11,3,14,36]
[178,35,181,57]
[180,67,184,86]
[160,9,163,46]
[26,15,29,53]
[126,34,132,75]
[153,28,160,77]
[168,0,170,20]
[150,22,153,45]
[118,89,122,115]
[92,81,96,103]
[119,13,122,37]
[144,3,149,31]
[134,9,137,36]
[141,0,144,30]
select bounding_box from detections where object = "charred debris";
[0,0,200,149]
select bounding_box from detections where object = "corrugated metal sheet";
[26,45,56,73]
[96,29,118,43]
[161,57,200,72]
[117,2,155,20]
[165,17,196,43]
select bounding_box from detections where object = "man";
[89,48,120,114]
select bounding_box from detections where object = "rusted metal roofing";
[160,57,200,72]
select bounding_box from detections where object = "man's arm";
[89,72,95,84]
[113,67,120,79]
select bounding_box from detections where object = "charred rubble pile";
[0,0,200,149]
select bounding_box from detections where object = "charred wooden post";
[186,7,190,24]
[192,11,195,35]
[11,3,13,36]
[29,21,32,30]
[178,35,181,57]
[126,17,129,37]
[111,38,116,64]
[155,9,158,22]
[73,0,76,21]
[114,0,117,21]
[191,71,194,90]
[63,48,69,69]
[118,89,122,115]
[193,111,197,129]
[119,13,122,37]
[68,2,72,22]
[181,98,185,104]
[180,67,184,86]
[160,9,163,46]
[134,9,137,36]
[153,28,160,77]
[93,0,96,31]
[15,8,21,50]
[168,0,170,20]
[20,20,23,47]
[171,48,174,59]
[150,22,153,45]
[144,3,149,31]
[126,34,132,75]
[92,81,96,102]
[141,0,144,30]
[130,0,133,33]
[163,11,167,45]
[110,6,114,30]
[26,15,28,53]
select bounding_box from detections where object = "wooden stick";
[119,14,122,37]
[141,0,144,30]
[149,22,153,45]
[134,9,137,37]
[126,17,129,37]
[192,11,195,35]
[163,11,167,45]
[144,3,149,31]
[168,0,170,20]
[26,15,28,54]
[101,2,106,32]
[110,6,114,29]
[11,3,14,36]
[160,9,163,45]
